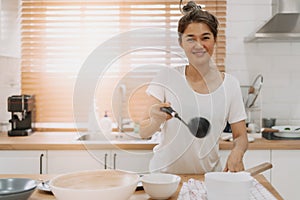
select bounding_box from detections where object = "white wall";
[0,56,20,123]
[226,0,300,125]
[0,0,20,124]
[1,0,300,126]
[0,0,20,57]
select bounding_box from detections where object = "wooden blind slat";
[21,0,226,127]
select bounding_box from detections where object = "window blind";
[21,0,226,129]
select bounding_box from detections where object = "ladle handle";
[160,107,188,126]
[245,162,272,176]
[160,107,177,117]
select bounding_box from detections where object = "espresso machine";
[7,95,35,136]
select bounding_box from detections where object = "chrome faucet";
[118,84,128,132]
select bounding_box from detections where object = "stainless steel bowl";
[0,178,37,200]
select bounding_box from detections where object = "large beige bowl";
[141,173,181,200]
[49,169,139,200]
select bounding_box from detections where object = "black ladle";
[160,106,210,138]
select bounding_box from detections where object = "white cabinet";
[219,150,231,169]
[219,150,271,181]
[112,150,153,173]
[271,150,300,200]
[47,150,107,174]
[244,150,271,181]
[0,148,152,175]
[47,150,153,174]
[0,150,47,174]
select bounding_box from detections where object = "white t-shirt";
[146,66,247,174]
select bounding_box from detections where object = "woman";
[139,1,248,174]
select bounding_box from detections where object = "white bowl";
[205,172,253,200]
[141,173,181,200]
[49,169,139,200]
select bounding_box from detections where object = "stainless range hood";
[245,0,300,42]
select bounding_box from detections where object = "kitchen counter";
[0,132,157,150]
[1,131,300,150]
[220,133,300,150]
[0,173,283,200]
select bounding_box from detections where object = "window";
[21,0,226,130]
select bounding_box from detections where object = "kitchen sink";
[76,132,146,142]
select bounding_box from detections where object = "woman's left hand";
[223,149,245,172]
[223,120,248,172]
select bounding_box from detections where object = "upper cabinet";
[0,0,20,58]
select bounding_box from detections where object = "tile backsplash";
[226,0,300,125]
[0,55,20,123]
[0,0,299,126]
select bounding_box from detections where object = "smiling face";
[180,22,216,68]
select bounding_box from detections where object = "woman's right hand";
[149,102,172,125]
[139,96,172,139]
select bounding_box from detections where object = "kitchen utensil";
[248,123,258,133]
[49,169,139,200]
[37,180,52,193]
[245,74,263,108]
[205,162,272,200]
[244,162,272,176]
[261,127,279,133]
[0,178,37,200]
[262,118,276,128]
[205,172,252,200]
[160,107,210,138]
[141,173,181,200]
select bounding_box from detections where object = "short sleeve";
[227,76,247,124]
[146,68,170,102]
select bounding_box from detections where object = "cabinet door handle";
[113,153,117,169]
[39,153,44,174]
[104,153,108,169]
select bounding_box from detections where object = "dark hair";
[178,1,219,41]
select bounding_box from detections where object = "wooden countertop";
[0,173,283,200]
[0,132,157,150]
[1,131,300,150]
[220,136,300,150]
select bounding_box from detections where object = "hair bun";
[181,1,202,15]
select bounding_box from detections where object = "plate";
[221,134,255,143]
[272,125,300,133]
[229,136,255,143]
[123,131,142,139]
[272,126,300,138]
[37,180,52,193]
